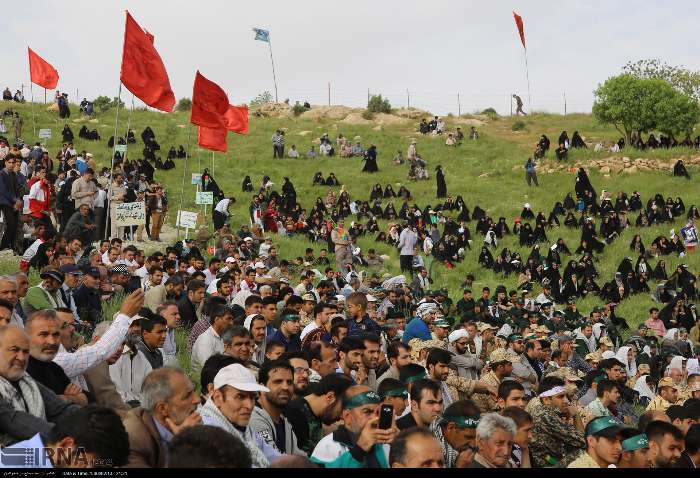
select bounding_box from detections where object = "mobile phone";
[378,404,393,429]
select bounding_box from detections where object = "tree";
[593,74,699,144]
[367,94,392,114]
[176,98,192,112]
[623,59,700,101]
[93,95,125,113]
[250,91,273,109]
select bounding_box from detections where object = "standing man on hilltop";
[513,94,526,116]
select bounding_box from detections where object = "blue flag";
[253,28,270,43]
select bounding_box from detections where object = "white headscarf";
[669,355,685,373]
[601,351,616,360]
[615,346,637,376]
[664,328,679,342]
[592,323,605,341]
[634,375,655,401]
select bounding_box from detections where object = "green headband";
[621,434,649,452]
[281,314,300,322]
[381,388,408,399]
[343,391,382,410]
[442,415,481,429]
[403,371,428,385]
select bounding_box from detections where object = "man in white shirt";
[191,306,235,373]
[213,197,234,231]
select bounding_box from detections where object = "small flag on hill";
[513,11,526,49]
[253,28,270,43]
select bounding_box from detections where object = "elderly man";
[199,363,280,467]
[123,368,201,467]
[470,413,517,468]
[390,428,444,468]
[311,385,398,467]
[0,275,26,327]
[22,269,67,317]
[403,302,438,343]
[0,325,79,446]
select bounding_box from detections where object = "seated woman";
[312,172,325,186]
[370,183,383,202]
[673,159,690,179]
[383,184,397,198]
[397,185,411,201]
[445,133,456,146]
[177,145,187,158]
[167,146,177,160]
[520,203,535,220]
[555,143,569,161]
[570,131,587,149]
[288,145,300,158]
[241,175,253,192]
[325,173,340,186]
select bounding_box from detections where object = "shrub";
[176,98,192,112]
[292,103,307,117]
[511,120,527,131]
[481,107,499,120]
[250,91,274,109]
[362,110,375,120]
[367,94,391,114]
[93,96,124,113]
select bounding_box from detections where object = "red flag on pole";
[190,71,230,129]
[120,11,176,112]
[197,126,228,152]
[225,105,249,135]
[513,11,526,49]
[28,48,59,89]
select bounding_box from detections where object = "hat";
[83,266,101,279]
[225,257,237,263]
[585,416,627,438]
[536,325,551,334]
[637,363,651,375]
[110,264,130,276]
[59,264,83,276]
[600,337,614,347]
[281,314,301,322]
[213,364,270,393]
[243,237,254,242]
[301,293,316,302]
[489,349,519,364]
[508,334,523,343]
[254,262,267,270]
[585,351,602,362]
[449,329,469,343]
[40,269,65,284]
[433,318,450,328]
[365,294,377,302]
[478,323,497,333]
[658,377,679,390]
[621,433,649,452]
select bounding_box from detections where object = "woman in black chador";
[435,165,447,198]
[362,145,379,173]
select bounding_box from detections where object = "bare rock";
[599,166,610,174]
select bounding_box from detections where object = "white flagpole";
[267,37,279,103]
[29,82,37,138]
[105,82,123,240]
[523,47,532,114]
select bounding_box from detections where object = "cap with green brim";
[584,416,628,438]
[380,388,408,399]
[508,334,523,342]
[621,433,649,452]
[403,371,428,385]
[441,415,481,429]
[433,319,450,328]
[281,314,301,322]
[342,390,382,410]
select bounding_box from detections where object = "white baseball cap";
[254,262,267,269]
[225,257,237,263]
[213,364,270,392]
[366,294,377,302]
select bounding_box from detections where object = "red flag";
[513,11,526,49]
[190,71,230,129]
[120,11,175,112]
[28,48,59,89]
[225,105,249,134]
[197,126,228,152]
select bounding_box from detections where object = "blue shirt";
[402,317,431,344]
[267,329,301,352]
[347,314,382,337]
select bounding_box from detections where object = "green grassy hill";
[5,99,700,331]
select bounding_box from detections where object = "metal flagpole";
[267,38,279,102]
[105,82,124,239]
[29,82,37,138]
[176,126,192,241]
[212,151,215,176]
[523,48,532,114]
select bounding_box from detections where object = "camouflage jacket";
[530,405,585,468]
[471,370,500,413]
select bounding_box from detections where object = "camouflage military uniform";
[567,452,602,468]
[472,370,501,413]
[530,405,585,468]
[646,395,673,412]
[299,309,313,328]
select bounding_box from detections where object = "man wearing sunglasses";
[0,156,23,252]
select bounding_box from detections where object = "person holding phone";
[310,385,398,468]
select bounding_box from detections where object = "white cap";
[225,257,236,263]
[254,262,267,269]
[366,294,377,302]
[244,237,254,242]
[524,203,531,209]
[213,364,270,392]
[335,294,346,302]
[448,329,469,343]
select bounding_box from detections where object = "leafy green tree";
[593,74,699,143]
[623,59,700,101]
[367,94,392,114]
[250,91,273,109]
[176,98,192,112]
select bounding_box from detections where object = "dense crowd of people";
[0,106,699,469]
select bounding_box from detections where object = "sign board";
[114,201,146,226]
[38,129,51,139]
[114,144,127,153]
[176,210,198,229]
[191,173,202,185]
[196,191,214,205]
